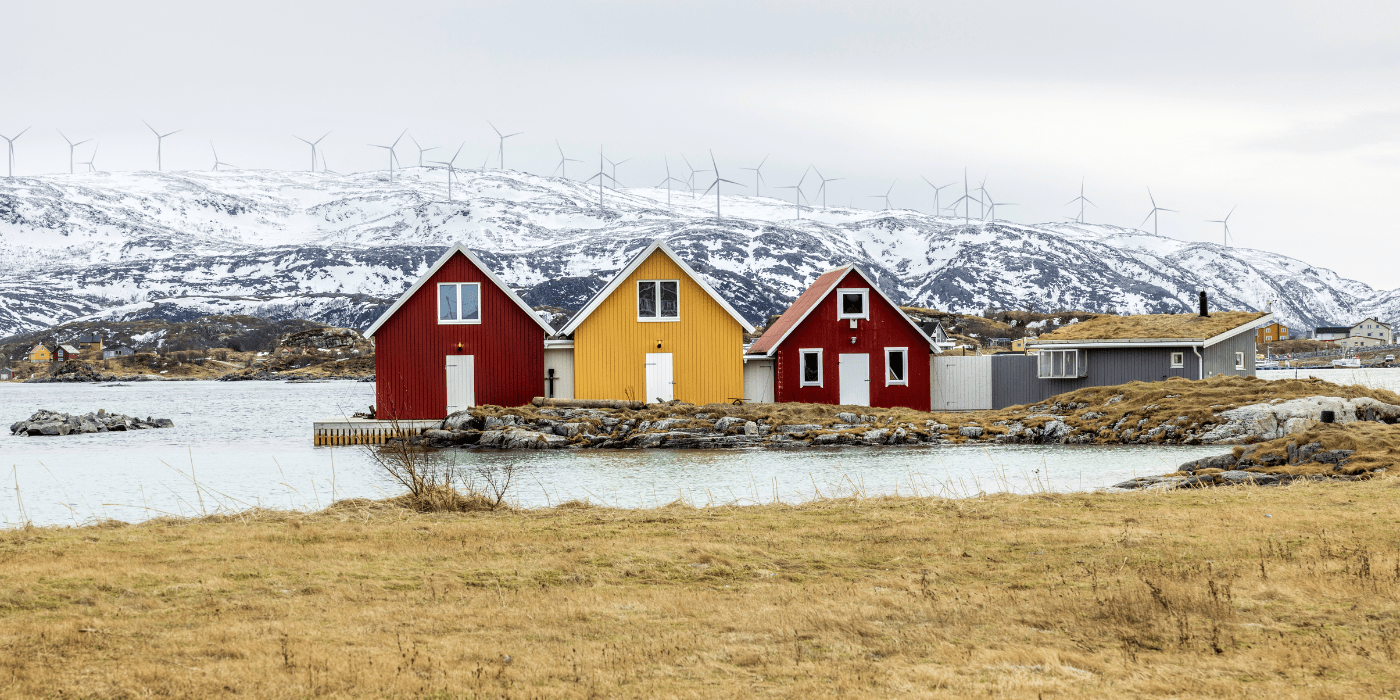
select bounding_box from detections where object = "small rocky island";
[10,409,174,436]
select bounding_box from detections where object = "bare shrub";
[359,417,516,512]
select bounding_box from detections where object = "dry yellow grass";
[7,481,1400,698]
[1037,311,1267,342]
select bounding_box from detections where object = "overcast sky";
[4,1,1398,289]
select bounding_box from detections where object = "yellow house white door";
[645,352,674,403]
[445,355,475,414]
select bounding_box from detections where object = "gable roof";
[363,243,555,339]
[58,344,80,354]
[1352,318,1391,329]
[747,264,936,356]
[1031,311,1272,348]
[558,240,756,336]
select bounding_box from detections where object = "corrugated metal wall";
[743,359,775,403]
[374,252,546,419]
[931,355,993,410]
[543,348,575,399]
[771,269,931,411]
[987,346,1201,408]
[573,250,745,404]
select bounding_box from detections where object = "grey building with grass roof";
[939,308,1274,410]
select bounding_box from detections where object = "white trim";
[1038,349,1087,379]
[636,279,681,322]
[1203,313,1274,348]
[437,282,482,325]
[364,243,555,338]
[884,347,908,386]
[836,288,870,320]
[1170,351,1184,368]
[544,339,575,349]
[753,264,937,356]
[559,240,755,335]
[799,348,823,387]
[1235,351,1246,370]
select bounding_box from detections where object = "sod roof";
[1034,311,1269,343]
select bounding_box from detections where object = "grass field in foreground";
[4,480,1400,698]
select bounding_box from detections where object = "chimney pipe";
[1199,291,1209,318]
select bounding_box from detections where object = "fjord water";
[0,382,1224,527]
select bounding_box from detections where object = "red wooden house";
[746,265,937,410]
[364,244,555,419]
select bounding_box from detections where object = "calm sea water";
[1258,367,1400,393]
[1,381,1227,527]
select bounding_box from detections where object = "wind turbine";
[1065,178,1094,223]
[701,150,743,220]
[921,177,956,218]
[813,167,843,211]
[775,168,810,219]
[949,168,980,224]
[143,121,181,172]
[294,132,330,172]
[368,129,406,182]
[209,142,235,171]
[1207,206,1237,246]
[1140,187,1176,236]
[79,144,99,173]
[976,177,990,219]
[488,121,522,170]
[57,131,91,174]
[654,158,686,210]
[584,149,618,207]
[1,128,30,179]
[409,134,438,168]
[740,155,769,198]
[868,180,896,211]
[682,155,708,199]
[430,143,465,202]
[552,140,581,179]
[985,196,1017,222]
[605,156,632,187]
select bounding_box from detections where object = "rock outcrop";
[1197,396,1400,444]
[10,409,174,436]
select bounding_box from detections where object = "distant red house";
[746,265,936,411]
[364,244,555,419]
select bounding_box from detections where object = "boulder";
[958,426,983,438]
[743,421,759,436]
[836,412,860,424]
[1198,396,1400,444]
[714,416,745,433]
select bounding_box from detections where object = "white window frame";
[437,282,482,325]
[1170,352,1184,368]
[884,347,909,386]
[835,288,869,320]
[799,348,823,387]
[637,279,680,322]
[1038,348,1088,379]
[1235,352,1246,370]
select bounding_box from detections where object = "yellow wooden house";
[559,240,755,404]
[27,344,52,363]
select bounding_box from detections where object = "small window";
[836,288,869,320]
[1235,352,1246,370]
[437,283,481,324]
[1038,349,1087,379]
[1170,352,1184,368]
[885,348,908,385]
[800,349,822,387]
[638,280,679,321]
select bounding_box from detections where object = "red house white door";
[445,355,475,414]
[838,353,870,406]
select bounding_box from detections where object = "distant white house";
[1316,318,1392,348]
[1335,335,1389,349]
[1314,326,1351,341]
[1349,318,1392,344]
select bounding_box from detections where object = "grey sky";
[5,1,1398,288]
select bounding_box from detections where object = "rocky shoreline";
[10,409,174,436]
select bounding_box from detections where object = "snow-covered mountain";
[0,167,1393,339]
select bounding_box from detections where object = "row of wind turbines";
[0,121,1240,246]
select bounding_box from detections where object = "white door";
[445,355,475,414]
[645,352,674,403]
[743,359,774,403]
[838,353,870,406]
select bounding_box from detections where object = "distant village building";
[1315,318,1392,347]
[103,346,135,359]
[27,345,52,363]
[76,334,103,354]
[1349,318,1392,344]
[1255,321,1289,344]
[1011,336,1039,353]
[1334,336,1388,349]
[1314,326,1352,341]
[0,368,16,380]
[54,344,81,362]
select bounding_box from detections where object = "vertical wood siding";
[770,269,931,411]
[374,252,545,419]
[573,250,745,404]
[988,346,1204,409]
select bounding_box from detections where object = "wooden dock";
[312,418,440,446]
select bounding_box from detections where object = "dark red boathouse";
[746,265,936,411]
[364,244,555,419]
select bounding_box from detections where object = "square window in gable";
[837,288,869,320]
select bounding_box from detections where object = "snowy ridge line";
[0,168,1393,338]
